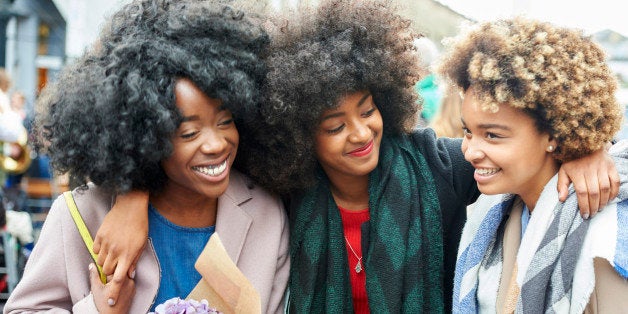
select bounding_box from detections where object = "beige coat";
[4,170,290,313]
[495,199,628,314]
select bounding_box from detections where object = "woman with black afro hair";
[4,0,289,313]
[95,0,619,313]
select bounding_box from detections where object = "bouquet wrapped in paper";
[150,297,220,314]
[152,234,260,314]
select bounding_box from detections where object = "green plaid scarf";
[288,134,444,313]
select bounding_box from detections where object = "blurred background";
[0,0,626,303]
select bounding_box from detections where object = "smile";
[475,168,500,176]
[192,159,228,177]
[348,140,374,157]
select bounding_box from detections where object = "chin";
[203,180,230,199]
[477,184,504,196]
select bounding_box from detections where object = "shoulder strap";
[63,191,107,284]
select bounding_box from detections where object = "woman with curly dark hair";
[240,1,616,312]
[4,0,289,312]
[95,0,620,312]
[443,17,628,313]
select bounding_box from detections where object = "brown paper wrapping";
[186,233,261,314]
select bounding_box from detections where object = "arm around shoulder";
[409,128,478,205]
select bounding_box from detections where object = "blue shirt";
[148,204,215,309]
[521,204,531,239]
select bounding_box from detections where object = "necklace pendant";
[355,261,362,273]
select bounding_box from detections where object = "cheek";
[230,129,240,148]
[372,112,384,132]
[314,134,324,157]
[314,133,333,157]
[460,138,468,154]
[160,155,180,179]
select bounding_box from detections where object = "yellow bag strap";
[63,191,107,284]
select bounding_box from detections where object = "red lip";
[348,140,374,157]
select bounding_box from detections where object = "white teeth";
[476,168,500,176]
[193,159,228,177]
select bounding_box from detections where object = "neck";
[328,174,370,211]
[150,184,218,228]
[519,162,560,213]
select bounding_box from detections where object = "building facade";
[2,0,65,113]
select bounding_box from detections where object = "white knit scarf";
[453,142,628,314]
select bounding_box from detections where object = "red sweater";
[339,206,370,314]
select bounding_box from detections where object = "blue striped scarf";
[453,142,628,313]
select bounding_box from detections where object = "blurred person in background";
[414,37,443,126]
[429,84,464,138]
[5,91,33,204]
[0,68,23,164]
[0,68,11,114]
[10,91,32,131]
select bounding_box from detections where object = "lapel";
[215,170,253,265]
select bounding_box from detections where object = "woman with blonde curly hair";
[440,17,628,313]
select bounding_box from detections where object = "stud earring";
[547,145,554,152]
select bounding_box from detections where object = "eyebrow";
[478,123,511,131]
[321,92,372,121]
[182,115,199,122]
[460,118,511,131]
[180,104,228,122]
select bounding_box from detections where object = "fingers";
[571,172,590,219]
[93,234,102,254]
[106,273,136,309]
[96,243,107,269]
[597,167,611,210]
[557,168,570,202]
[584,174,600,218]
[100,247,118,277]
[129,252,141,279]
[609,166,620,204]
[89,263,103,290]
[105,264,128,308]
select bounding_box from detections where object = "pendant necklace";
[344,236,363,273]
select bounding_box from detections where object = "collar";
[215,169,254,264]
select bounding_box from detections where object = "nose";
[200,129,227,155]
[462,137,485,162]
[348,121,371,143]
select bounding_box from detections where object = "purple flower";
[150,297,221,314]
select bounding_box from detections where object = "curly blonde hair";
[438,17,622,161]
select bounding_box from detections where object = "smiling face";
[461,87,559,208]
[314,91,383,184]
[161,78,239,202]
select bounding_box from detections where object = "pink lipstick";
[348,140,374,157]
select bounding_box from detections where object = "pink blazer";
[4,170,290,313]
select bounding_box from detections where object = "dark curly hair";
[35,0,269,194]
[438,17,622,161]
[239,0,422,194]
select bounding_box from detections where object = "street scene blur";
[0,0,627,306]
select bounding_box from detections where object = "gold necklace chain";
[344,236,363,273]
